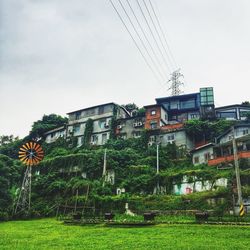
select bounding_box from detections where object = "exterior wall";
[217,125,250,145]
[215,105,250,120]
[173,176,227,195]
[116,117,145,139]
[192,146,214,165]
[66,103,129,146]
[45,128,66,144]
[145,106,161,130]
[156,93,201,122]
[160,130,194,150]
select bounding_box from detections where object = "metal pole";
[156,144,160,194]
[102,149,107,187]
[156,144,159,174]
[102,148,107,176]
[28,166,32,211]
[232,127,243,205]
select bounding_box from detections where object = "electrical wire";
[142,0,175,71]
[125,0,168,80]
[109,0,163,85]
[118,0,166,82]
[136,0,172,73]
[148,0,178,69]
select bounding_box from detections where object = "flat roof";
[44,126,65,135]
[67,102,116,115]
[156,92,200,103]
[216,123,250,141]
[215,104,250,110]
[144,104,168,112]
[191,142,215,152]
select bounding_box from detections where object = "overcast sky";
[0,0,250,138]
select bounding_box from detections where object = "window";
[150,121,158,129]
[204,152,211,161]
[167,134,175,141]
[243,129,249,135]
[219,112,236,119]
[77,137,83,147]
[91,135,98,143]
[102,133,107,144]
[75,111,81,120]
[132,131,141,138]
[99,119,106,129]
[149,136,156,142]
[151,110,156,115]
[180,99,195,109]
[190,114,199,119]
[99,106,104,115]
[170,101,179,110]
[200,87,214,105]
[73,124,80,133]
[194,156,199,164]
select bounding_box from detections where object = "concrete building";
[215,104,250,121]
[144,104,168,130]
[192,124,250,166]
[67,102,129,146]
[116,116,146,139]
[155,87,215,122]
[192,143,215,165]
[160,124,194,150]
[44,126,66,144]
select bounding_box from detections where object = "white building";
[44,126,66,144]
[67,102,129,146]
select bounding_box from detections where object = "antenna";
[168,69,184,96]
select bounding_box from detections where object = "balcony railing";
[208,151,250,166]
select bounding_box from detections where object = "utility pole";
[156,144,159,174]
[232,127,243,206]
[102,149,107,187]
[156,144,160,194]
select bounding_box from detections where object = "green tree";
[29,114,68,139]
[83,119,93,147]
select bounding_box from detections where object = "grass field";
[0,218,250,250]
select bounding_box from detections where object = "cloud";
[0,0,250,137]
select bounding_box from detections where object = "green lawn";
[0,218,249,250]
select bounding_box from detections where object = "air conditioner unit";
[104,122,109,128]
[133,123,137,127]
[137,122,143,126]
[117,125,122,129]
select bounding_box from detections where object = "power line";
[125,0,168,81]
[143,0,175,71]
[117,0,166,82]
[148,0,178,69]
[136,0,172,74]
[109,0,163,84]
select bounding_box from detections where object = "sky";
[0,0,250,138]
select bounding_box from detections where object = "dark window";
[219,112,236,119]
[99,106,104,115]
[194,156,199,164]
[180,99,195,109]
[150,121,158,129]
[75,111,81,120]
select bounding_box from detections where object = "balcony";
[208,151,250,166]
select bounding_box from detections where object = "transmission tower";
[168,69,184,96]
